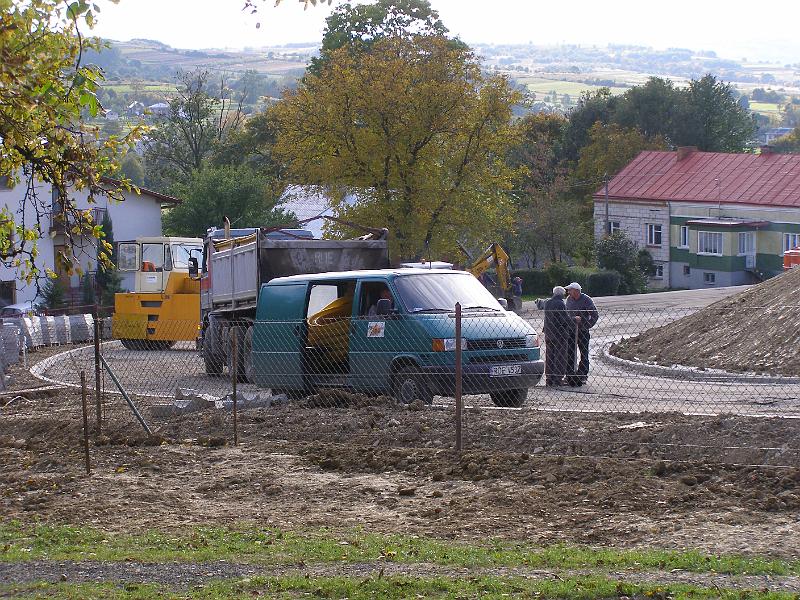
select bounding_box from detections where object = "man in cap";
[564,282,598,386]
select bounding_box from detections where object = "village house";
[593,147,800,290]
[0,174,180,307]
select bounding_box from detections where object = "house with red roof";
[592,146,800,289]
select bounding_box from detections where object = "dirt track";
[2,355,799,560]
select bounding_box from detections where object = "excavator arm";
[460,242,513,297]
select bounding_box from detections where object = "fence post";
[231,327,239,446]
[455,302,462,453]
[80,371,91,474]
[93,305,102,435]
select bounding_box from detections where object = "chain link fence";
[9,302,797,471]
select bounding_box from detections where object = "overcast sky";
[92,0,800,63]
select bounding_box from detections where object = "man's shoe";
[546,379,564,387]
[567,377,580,387]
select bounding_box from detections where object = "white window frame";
[678,225,689,249]
[697,231,723,256]
[703,272,716,285]
[646,223,662,246]
[737,232,755,256]
[652,264,664,279]
[783,233,800,254]
[607,221,621,235]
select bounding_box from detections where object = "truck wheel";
[243,326,254,384]
[393,365,433,405]
[203,340,223,376]
[490,389,527,408]
[227,325,247,382]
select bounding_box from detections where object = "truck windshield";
[170,243,203,269]
[394,273,504,313]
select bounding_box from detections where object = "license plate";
[490,364,522,377]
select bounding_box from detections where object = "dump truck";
[192,220,389,380]
[113,236,204,349]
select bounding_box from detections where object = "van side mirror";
[376,298,393,316]
[188,257,199,278]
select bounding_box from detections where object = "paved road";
[32,285,800,418]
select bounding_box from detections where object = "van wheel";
[490,389,527,408]
[393,365,433,405]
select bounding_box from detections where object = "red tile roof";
[593,150,800,208]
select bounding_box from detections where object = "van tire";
[490,388,527,408]
[393,365,433,405]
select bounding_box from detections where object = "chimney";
[760,144,774,156]
[676,146,698,161]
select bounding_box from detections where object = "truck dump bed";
[206,230,389,311]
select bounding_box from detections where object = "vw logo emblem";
[496,339,504,349]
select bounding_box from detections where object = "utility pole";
[604,174,610,237]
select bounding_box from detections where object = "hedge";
[586,269,622,296]
[513,265,600,297]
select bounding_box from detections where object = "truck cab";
[251,269,544,407]
[113,237,203,349]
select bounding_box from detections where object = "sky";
[91,0,800,63]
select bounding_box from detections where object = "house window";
[679,226,689,248]
[703,272,716,285]
[783,233,800,253]
[653,264,664,279]
[607,221,621,235]
[646,223,662,246]
[683,265,691,276]
[738,232,755,255]
[698,231,723,255]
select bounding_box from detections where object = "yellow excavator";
[457,242,516,307]
[112,236,204,349]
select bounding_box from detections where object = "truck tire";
[392,365,433,405]
[243,326,254,384]
[490,388,527,408]
[203,340,223,376]
[227,325,247,383]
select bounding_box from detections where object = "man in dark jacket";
[543,286,571,386]
[565,282,599,386]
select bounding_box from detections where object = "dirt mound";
[611,267,800,375]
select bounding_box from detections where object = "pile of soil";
[610,267,800,375]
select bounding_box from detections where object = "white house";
[0,173,181,306]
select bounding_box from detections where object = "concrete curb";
[598,341,800,384]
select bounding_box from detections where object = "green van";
[251,269,544,407]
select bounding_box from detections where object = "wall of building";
[593,199,671,289]
[0,175,163,304]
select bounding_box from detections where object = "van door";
[348,279,401,394]
[252,282,307,390]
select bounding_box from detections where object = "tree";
[309,0,451,76]
[95,212,122,306]
[143,70,247,190]
[1,0,141,283]
[272,35,522,260]
[119,152,145,186]
[595,231,647,294]
[163,165,294,237]
[772,127,800,153]
[672,75,755,152]
[614,77,681,140]
[573,123,668,191]
[210,109,284,178]
[561,88,618,162]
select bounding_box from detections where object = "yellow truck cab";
[113,236,203,349]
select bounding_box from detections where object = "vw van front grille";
[467,338,526,351]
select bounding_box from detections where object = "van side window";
[359,282,394,316]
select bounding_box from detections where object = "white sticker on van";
[145,275,157,283]
[367,321,385,338]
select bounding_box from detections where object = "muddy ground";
[1,352,799,561]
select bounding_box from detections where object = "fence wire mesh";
[8,302,797,471]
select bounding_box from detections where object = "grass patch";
[1,521,798,577]
[3,574,798,599]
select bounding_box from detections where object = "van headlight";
[432,338,468,352]
[525,333,539,348]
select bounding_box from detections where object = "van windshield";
[394,273,503,313]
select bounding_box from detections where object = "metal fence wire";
[17,304,800,468]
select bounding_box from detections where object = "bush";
[513,269,551,296]
[41,278,66,311]
[586,270,622,296]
